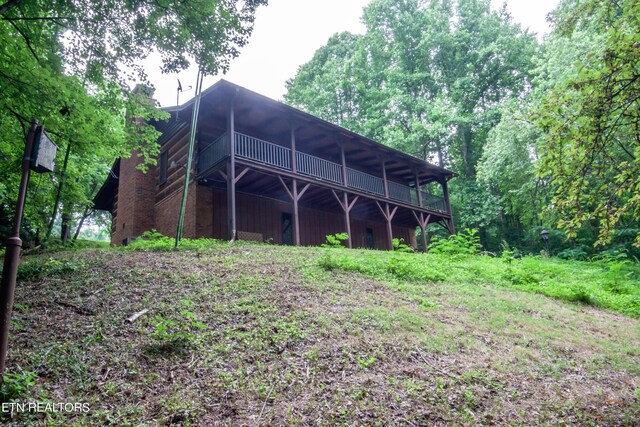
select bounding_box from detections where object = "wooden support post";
[291,123,297,173]
[331,190,359,248]
[414,171,423,207]
[375,201,397,250]
[227,97,237,241]
[293,179,300,246]
[382,159,389,198]
[340,142,348,187]
[278,176,310,246]
[412,211,431,252]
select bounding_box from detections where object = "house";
[93,80,455,250]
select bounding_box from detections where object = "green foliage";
[123,229,241,252]
[16,257,81,281]
[321,233,349,248]
[319,248,640,318]
[557,247,589,261]
[0,369,37,402]
[392,238,414,253]
[150,300,206,351]
[429,228,482,255]
[533,0,640,248]
[0,0,267,246]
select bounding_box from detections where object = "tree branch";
[0,0,21,15]
[7,19,40,63]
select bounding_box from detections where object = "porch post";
[375,201,397,251]
[414,171,423,207]
[385,203,393,250]
[340,142,348,187]
[343,192,352,248]
[227,97,237,241]
[412,211,431,253]
[290,123,297,173]
[293,179,300,246]
[382,159,389,198]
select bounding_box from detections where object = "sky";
[147,0,560,107]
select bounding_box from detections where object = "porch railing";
[422,191,448,213]
[235,133,291,170]
[346,168,385,196]
[296,151,343,183]
[388,180,413,204]
[196,131,448,214]
[198,134,229,174]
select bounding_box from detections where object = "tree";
[0,0,267,244]
[285,0,537,247]
[534,0,640,247]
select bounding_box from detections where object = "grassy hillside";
[3,241,640,425]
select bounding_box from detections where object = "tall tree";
[534,0,640,247]
[0,0,267,243]
[285,0,537,246]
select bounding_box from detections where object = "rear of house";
[94,80,455,250]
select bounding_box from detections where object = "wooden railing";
[422,191,448,213]
[235,133,291,170]
[346,168,385,196]
[296,151,343,183]
[388,181,413,204]
[198,134,229,173]
[197,132,448,214]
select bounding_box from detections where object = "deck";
[197,132,449,215]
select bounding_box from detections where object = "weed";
[322,233,349,248]
[357,355,377,369]
[150,300,206,352]
[0,369,37,401]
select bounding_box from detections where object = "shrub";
[393,238,414,253]
[428,228,482,255]
[557,246,589,260]
[322,233,348,248]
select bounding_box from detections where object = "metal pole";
[175,71,204,248]
[0,119,38,386]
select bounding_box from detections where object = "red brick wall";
[154,181,203,239]
[111,153,157,245]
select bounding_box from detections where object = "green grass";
[318,249,640,318]
[4,240,640,425]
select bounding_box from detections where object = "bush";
[321,233,348,248]
[557,246,589,261]
[428,228,482,255]
[393,238,414,253]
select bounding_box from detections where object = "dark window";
[366,228,375,249]
[159,151,168,185]
[282,212,292,245]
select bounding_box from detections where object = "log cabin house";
[94,80,455,250]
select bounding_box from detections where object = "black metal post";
[0,119,38,386]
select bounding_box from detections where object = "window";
[159,151,168,185]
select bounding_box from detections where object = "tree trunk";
[73,207,93,240]
[458,125,473,178]
[46,140,72,239]
[60,208,71,245]
[0,0,23,14]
